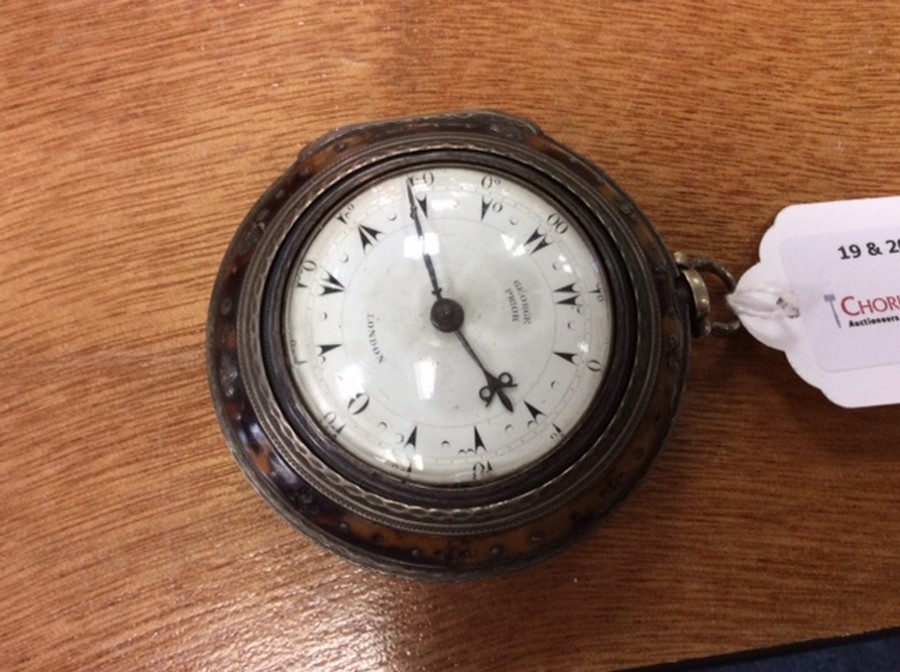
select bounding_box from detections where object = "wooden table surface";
[3,2,898,670]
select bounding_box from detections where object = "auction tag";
[729,195,900,407]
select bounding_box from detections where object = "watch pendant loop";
[674,252,742,339]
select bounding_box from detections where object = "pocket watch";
[207,111,737,579]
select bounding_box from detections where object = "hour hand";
[452,325,516,413]
[478,372,516,412]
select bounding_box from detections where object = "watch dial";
[283,165,613,485]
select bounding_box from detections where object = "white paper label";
[730,196,900,408]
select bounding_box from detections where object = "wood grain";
[2,2,898,670]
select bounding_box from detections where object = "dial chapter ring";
[260,153,637,514]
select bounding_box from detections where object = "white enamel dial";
[284,165,613,485]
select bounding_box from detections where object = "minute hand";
[406,180,443,299]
